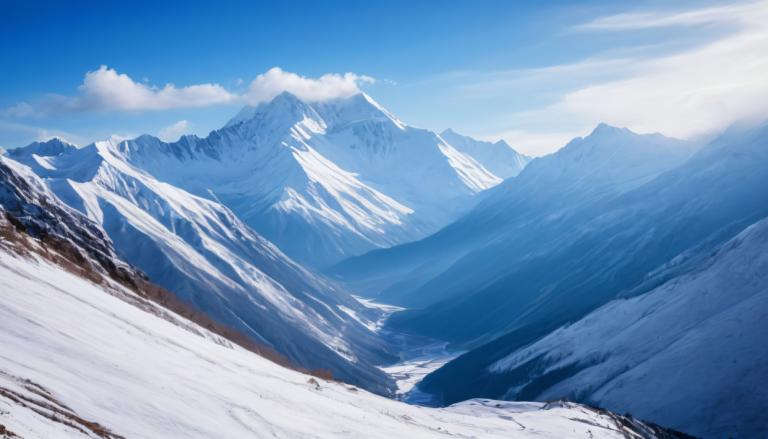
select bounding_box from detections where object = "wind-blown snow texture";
[0,248,679,438]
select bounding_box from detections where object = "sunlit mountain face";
[2,1,767,438]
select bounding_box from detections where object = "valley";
[4,2,768,437]
[1,89,765,438]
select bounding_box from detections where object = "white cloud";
[158,120,189,142]
[542,2,768,139]
[61,66,237,112]
[467,0,768,154]
[553,35,768,138]
[1,102,37,118]
[244,67,375,104]
[572,1,766,32]
[3,66,375,117]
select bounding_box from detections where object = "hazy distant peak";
[9,137,79,158]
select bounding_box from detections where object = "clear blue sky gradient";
[0,0,756,154]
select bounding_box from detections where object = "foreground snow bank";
[0,249,671,438]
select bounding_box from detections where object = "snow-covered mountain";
[0,225,689,438]
[329,124,698,306]
[396,121,764,343]
[1,91,533,393]
[0,152,134,283]
[483,216,768,438]
[383,121,768,438]
[5,139,396,394]
[440,129,530,179]
[117,92,512,268]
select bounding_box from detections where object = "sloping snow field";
[0,249,657,439]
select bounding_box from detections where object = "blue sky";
[2,0,766,155]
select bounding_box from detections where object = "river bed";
[355,296,462,405]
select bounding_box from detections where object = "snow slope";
[4,141,396,394]
[488,216,768,438]
[403,121,768,435]
[0,246,684,439]
[121,92,505,267]
[440,129,530,179]
[329,124,698,306]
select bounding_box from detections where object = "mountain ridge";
[5,136,399,394]
[70,91,527,268]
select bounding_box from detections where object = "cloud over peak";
[158,120,190,142]
[244,67,375,105]
[4,66,375,116]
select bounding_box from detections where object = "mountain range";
[2,92,530,396]
[120,92,528,269]
[0,107,683,439]
[1,90,765,438]
[7,136,396,394]
[1,150,683,438]
[331,120,768,437]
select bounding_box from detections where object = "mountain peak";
[271,90,307,106]
[441,129,520,154]
[226,91,408,134]
[313,92,406,130]
[9,137,78,158]
[226,91,320,128]
[526,122,697,194]
[589,122,633,137]
[439,128,530,179]
[440,128,460,138]
[558,123,685,159]
[493,138,513,148]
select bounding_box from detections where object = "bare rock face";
[0,157,133,282]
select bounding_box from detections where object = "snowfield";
[0,248,670,439]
